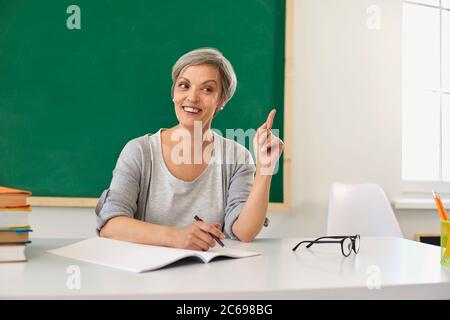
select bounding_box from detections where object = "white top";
[1,236,450,299]
[145,129,225,230]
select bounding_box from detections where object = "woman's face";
[173,64,223,130]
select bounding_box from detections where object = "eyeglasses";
[292,235,360,257]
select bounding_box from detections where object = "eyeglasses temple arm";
[292,240,313,251]
[293,239,348,251]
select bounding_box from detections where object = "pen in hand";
[194,215,225,247]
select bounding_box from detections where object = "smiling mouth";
[182,106,202,114]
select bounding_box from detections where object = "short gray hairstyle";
[171,48,237,104]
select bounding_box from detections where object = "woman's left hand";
[253,109,284,175]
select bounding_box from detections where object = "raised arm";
[232,109,284,242]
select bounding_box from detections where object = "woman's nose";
[187,89,200,102]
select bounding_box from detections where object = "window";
[402,0,450,193]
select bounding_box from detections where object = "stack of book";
[0,186,33,263]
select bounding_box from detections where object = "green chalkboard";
[0,0,285,203]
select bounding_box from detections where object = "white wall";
[260,0,441,240]
[30,0,441,241]
[30,207,96,239]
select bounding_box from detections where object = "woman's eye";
[203,87,214,93]
[178,83,189,89]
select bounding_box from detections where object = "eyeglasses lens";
[342,237,352,256]
[354,236,360,253]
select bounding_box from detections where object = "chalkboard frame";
[12,0,293,211]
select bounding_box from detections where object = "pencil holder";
[441,220,450,267]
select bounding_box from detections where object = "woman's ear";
[213,101,226,118]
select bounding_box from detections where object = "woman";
[96,48,284,251]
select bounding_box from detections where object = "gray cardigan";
[95,131,259,239]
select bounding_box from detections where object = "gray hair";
[171,48,237,104]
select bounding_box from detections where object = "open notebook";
[47,237,260,273]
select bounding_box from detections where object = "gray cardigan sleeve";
[95,140,142,235]
[222,147,256,239]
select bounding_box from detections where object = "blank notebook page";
[47,237,260,272]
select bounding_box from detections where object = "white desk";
[1,237,449,299]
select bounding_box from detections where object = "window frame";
[402,0,450,195]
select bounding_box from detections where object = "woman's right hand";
[170,221,225,251]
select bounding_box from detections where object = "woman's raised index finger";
[265,109,276,130]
